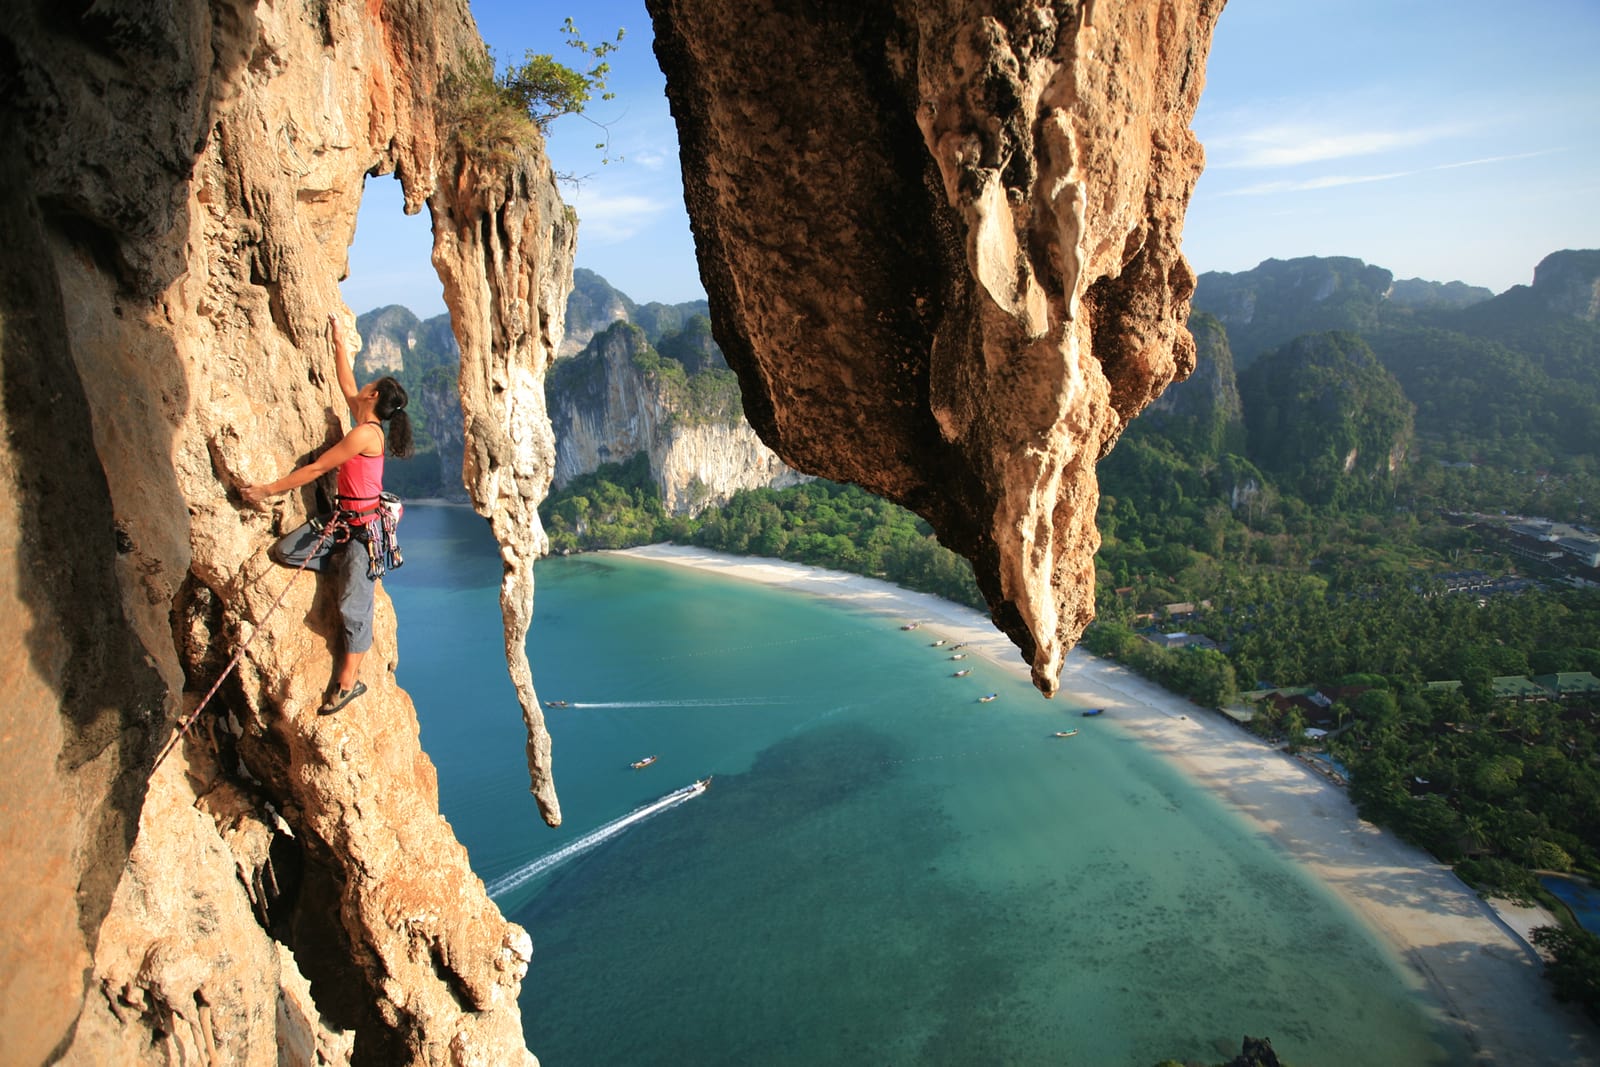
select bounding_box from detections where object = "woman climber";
[241,313,412,715]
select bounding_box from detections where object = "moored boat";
[631,755,658,769]
[1053,729,1079,738]
[901,622,920,630]
[931,639,947,646]
[949,653,967,660]
[1082,708,1104,717]
[978,693,998,703]
[953,668,972,677]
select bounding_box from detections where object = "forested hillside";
[1096,250,1600,1016]
[1238,331,1413,508]
[1191,256,1399,369]
[1192,251,1600,474]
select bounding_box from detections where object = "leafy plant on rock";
[443,20,624,170]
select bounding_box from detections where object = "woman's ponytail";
[372,376,414,458]
[387,408,414,459]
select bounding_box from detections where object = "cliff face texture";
[649,0,1223,693]
[1528,249,1600,322]
[0,0,567,1062]
[549,323,805,515]
[1145,311,1240,425]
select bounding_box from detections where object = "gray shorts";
[269,520,377,654]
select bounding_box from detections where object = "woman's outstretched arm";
[240,425,376,505]
[330,313,360,412]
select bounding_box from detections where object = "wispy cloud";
[1220,171,1414,196]
[565,190,669,243]
[1208,121,1468,169]
[1215,148,1563,198]
[626,148,673,170]
[1433,149,1564,171]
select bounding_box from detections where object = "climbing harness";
[150,512,346,774]
[335,490,404,579]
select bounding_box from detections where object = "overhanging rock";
[648,0,1223,693]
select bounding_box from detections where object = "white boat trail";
[486,780,710,900]
[568,698,785,709]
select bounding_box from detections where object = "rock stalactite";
[435,158,575,828]
[647,0,1223,693]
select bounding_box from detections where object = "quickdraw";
[336,491,404,579]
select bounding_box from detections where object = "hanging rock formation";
[648,0,1224,693]
[1,0,565,1061]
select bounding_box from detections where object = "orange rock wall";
[0,0,566,1061]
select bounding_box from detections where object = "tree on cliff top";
[500,20,623,136]
[445,20,624,170]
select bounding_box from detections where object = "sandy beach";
[618,543,1599,1066]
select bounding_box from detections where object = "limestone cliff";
[1145,311,1241,429]
[648,0,1224,694]
[1525,248,1600,322]
[0,0,567,1061]
[356,305,461,380]
[560,266,712,359]
[1192,256,1397,369]
[418,365,470,501]
[549,321,806,514]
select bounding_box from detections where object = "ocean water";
[389,506,1466,1066]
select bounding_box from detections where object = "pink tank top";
[336,429,385,526]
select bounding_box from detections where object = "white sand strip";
[614,543,1599,1066]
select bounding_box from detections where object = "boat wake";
[568,698,784,709]
[485,780,710,900]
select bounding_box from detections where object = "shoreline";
[404,496,472,509]
[614,542,1599,1066]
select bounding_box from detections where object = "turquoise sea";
[389,505,1467,1066]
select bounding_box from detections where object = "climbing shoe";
[318,681,367,716]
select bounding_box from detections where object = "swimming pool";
[1540,873,1600,933]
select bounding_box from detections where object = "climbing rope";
[150,514,345,774]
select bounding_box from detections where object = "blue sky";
[342,0,1600,318]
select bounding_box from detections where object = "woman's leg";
[325,536,376,704]
[335,650,365,692]
[269,520,337,572]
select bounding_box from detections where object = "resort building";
[1492,676,1553,701]
[1143,631,1220,652]
[1531,672,1600,699]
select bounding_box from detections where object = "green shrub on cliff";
[499,20,622,135]
[442,52,536,169]
[443,21,623,168]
